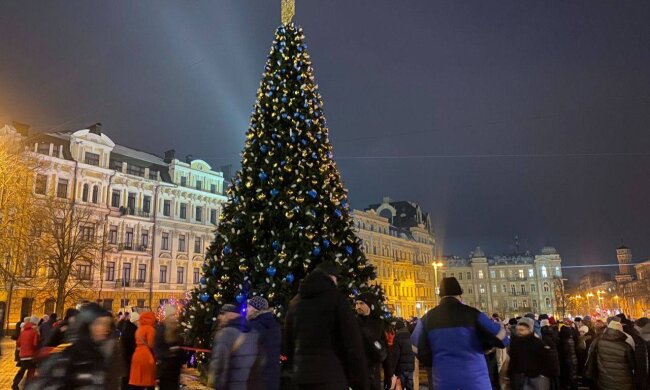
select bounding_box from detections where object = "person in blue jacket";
[415,277,510,390]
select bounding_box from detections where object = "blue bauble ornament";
[199,293,209,303]
[270,189,280,197]
[267,266,277,277]
[322,239,330,248]
[281,96,287,103]
[272,241,281,250]
[307,189,317,199]
[236,293,245,303]
[281,112,288,119]
[286,273,295,283]
[290,136,297,143]
[334,209,342,218]
[211,266,218,276]
[352,288,359,296]
[259,171,268,181]
[341,200,348,208]
[312,247,321,256]
[223,245,232,255]
[260,144,268,153]
[311,152,318,160]
[280,160,287,166]
[301,138,308,145]
[200,277,207,285]
[345,246,354,255]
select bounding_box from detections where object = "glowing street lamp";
[432,261,444,307]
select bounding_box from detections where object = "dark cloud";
[1,1,649,280]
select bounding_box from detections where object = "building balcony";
[507,276,528,281]
[117,243,150,253]
[114,278,147,289]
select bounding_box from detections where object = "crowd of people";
[7,267,650,390]
[10,303,185,390]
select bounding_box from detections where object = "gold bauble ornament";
[257,193,267,201]
[305,232,314,240]
[296,196,304,204]
[213,292,222,300]
[278,251,287,259]
[221,275,230,282]
[285,210,295,220]
[245,179,253,189]
[239,264,249,272]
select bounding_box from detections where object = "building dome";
[472,246,485,258]
[541,246,558,255]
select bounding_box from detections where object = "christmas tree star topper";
[281,0,295,25]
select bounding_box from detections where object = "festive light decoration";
[182,21,386,355]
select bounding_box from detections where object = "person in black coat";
[44,308,79,347]
[284,262,369,390]
[118,311,138,390]
[356,292,392,390]
[541,320,561,390]
[508,317,552,390]
[248,296,282,390]
[559,324,579,390]
[392,320,415,390]
[622,321,649,390]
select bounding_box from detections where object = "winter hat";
[164,304,177,318]
[574,317,582,322]
[316,261,340,278]
[583,315,592,322]
[129,311,140,323]
[248,296,269,311]
[219,304,240,314]
[439,277,463,297]
[608,320,624,332]
[355,293,377,311]
[524,313,536,320]
[518,317,535,330]
[539,314,549,320]
[607,316,621,324]
[395,320,406,330]
[508,318,518,326]
[579,325,589,335]
[30,315,39,325]
[540,319,550,327]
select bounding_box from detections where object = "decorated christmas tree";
[182,4,384,349]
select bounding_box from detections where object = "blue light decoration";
[311,152,318,160]
[199,293,209,303]
[286,273,295,283]
[272,241,281,251]
[281,112,288,119]
[223,245,232,255]
[341,200,348,208]
[236,293,245,303]
[312,247,321,256]
[307,189,318,199]
[333,209,342,218]
[259,171,268,181]
[322,239,330,248]
[352,288,359,296]
[211,266,218,276]
[200,277,207,285]
[267,266,277,277]
[260,144,269,153]
[345,246,354,255]
[270,188,280,197]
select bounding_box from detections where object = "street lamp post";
[432,261,443,307]
[586,292,594,316]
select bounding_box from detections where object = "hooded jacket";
[586,328,636,390]
[249,310,282,390]
[392,328,415,374]
[17,322,39,359]
[284,270,369,389]
[129,311,157,387]
[210,317,263,390]
[558,326,578,386]
[415,296,509,389]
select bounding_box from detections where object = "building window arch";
[543,282,550,292]
[82,183,89,202]
[92,185,99,203]
[545,297,551,307]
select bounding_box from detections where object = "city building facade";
[441,246,564,319]
[1,123,228,327]
[353,198,438,319]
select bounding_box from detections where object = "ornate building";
[1,123,228,326]
[441,246,564,319]
[353,198,437,318]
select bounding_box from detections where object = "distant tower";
[616,242,633,276]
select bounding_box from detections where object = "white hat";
[608,320,624,332]
[164,304,177,318]
[129,311,140,323]
[540,319,550,327]
[579,325,589,335]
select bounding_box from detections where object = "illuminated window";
[518,269,524,278]
[541,266,548,278]
[528,268,534,278]
[478,270,484,279]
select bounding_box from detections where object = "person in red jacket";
[12,321,40,390]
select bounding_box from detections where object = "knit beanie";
[579,325,589,335]
[355,292,377,311]
[518,317,535,330]
[129,311,140,323]
[608,320,624,332]
[439,277,463,297]
[539,314,549,320]
[583,315,592,322]
[540,319,550,327]
[30,315,39,325]
[248,296,269,311]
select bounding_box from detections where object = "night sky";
[1,1,649,282]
